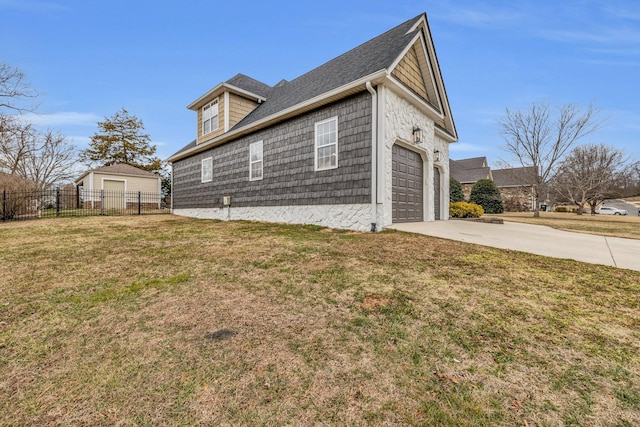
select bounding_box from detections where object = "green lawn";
[1,216,639,426]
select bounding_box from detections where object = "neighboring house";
[492,167,536,211]
[168,13,457,231]
[75,164,162,209]
[449,157,492,200]
[450,157,537,211]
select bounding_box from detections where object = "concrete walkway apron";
[388,220,640,272]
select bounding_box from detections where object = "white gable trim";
[395,14,456,141]
[385,74,444,121]
[387,30,443,114]
[188,83,267,111]
[224,91,230,132]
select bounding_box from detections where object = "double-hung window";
[201,157,213,183]
[315,117,338,171]
[249,141,263,181]
[202,99,219,135]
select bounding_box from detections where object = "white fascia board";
[187,83,267,110]
[90,171,158,179]
[388,30,444,115]
[407,13,427,35]
[400,12,458,142]
[435,125,457,143]
[169,70,387,162]
[416,31,444,113]
[384,74,444,120]
[224,91,230,132]
[187,83,224,110]
[74,171,89,184]
[224,84,267,103]
[420,16,458,141]
[387,31,422,73]
[383,75,457,142]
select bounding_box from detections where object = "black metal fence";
[1,187,169,222]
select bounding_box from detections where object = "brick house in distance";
[448,157,491,200]
[168,13,457,231]
[450,157,536,211]
[492,166,536,211]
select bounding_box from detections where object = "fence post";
[56,188,61,217]
[138,191,141,215]
[2,190,5,222]
[100,189,104,216]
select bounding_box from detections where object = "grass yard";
[489,211,640,240]
[1,216,639,426]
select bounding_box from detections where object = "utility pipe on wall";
[366,81,378,232]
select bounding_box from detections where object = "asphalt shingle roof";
[225,73,272,98]
[233,14,424,129]
[449,159,491,184]
[86,164,158,177]
[170,13,425,160]
[449,158,536,188]
[492,167,536,187]
[452,157,487,170]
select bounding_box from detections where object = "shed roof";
[76,164,159,183]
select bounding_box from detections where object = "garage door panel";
[392,145,423,223]
[103,179,125,210]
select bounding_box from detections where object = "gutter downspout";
[366,81,377,232]
[170,164,174,212]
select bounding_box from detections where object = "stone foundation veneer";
[173,203,374,231]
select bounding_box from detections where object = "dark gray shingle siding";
[172,92,372,209]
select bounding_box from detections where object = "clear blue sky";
[2,0,638,167]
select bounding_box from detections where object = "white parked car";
[596,206,628,215]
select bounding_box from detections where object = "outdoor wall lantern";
[434,149,441,162]
[412,126,423,144]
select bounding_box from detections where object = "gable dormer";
[188,74,271,145]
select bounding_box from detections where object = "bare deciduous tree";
[552,143,627,214]
[499,102,603,217]
[0,119,77,189]
[0,62,38,114]
[19,131,78,189]
[0,63,78,189]
[613,161,640,198]
[0,116,35,175]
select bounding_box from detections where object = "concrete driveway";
[388,220,640,272]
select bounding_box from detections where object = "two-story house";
[168,12,457,231]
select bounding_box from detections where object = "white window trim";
[202,99,219,136]
[314,116,339,171]
[249,140,263,181]
[201,157,213,183]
